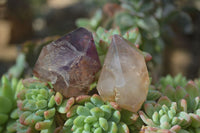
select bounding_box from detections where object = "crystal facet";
[97,35,149,112]
[34,28,101,98]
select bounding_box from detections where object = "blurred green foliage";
[76,0,195,66]
[7,53,26,79]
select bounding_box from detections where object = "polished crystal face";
[97,35,149,112]
[34,28,101,98]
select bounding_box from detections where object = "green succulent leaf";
[77,106,91,116]
[99,117,108,131]
[0,96,12,114]
[0,113,9,125]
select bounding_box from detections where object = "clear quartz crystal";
[97,35,149,112]
[34,28,101,98]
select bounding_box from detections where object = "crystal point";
[34,28,101,98]
[97,35,149,112]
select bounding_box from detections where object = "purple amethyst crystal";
[33,28,101,98]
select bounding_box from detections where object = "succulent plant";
[0,75,24,133]
[138,74,200,132]
[93,27,151,65]
[158,74,187,90]
[146,74,189,103]
[157,78,200,112]
[56,94,137,133]
[139,93,200,133]
[16,78,64,133]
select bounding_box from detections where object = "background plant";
[0,76,24,133]
[76,0,199,80]
[139,74,200,132]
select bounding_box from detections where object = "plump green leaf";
[84,116,97,123]
[0,96,12,113]
[117,122,129,133]
[144,103,155,118]
[36,100,47,109]
[0,113,8,125]
[109,111,121,124]
[35,120,53,130]
[74,116,86,127]
[84,123,90,131]
[157,96,171,107]
[90,107,104,118]
[100,105,112,120]
[99,117,108,131]
[107,121,118,133]
[77,106,90,116]
[94,127,102,133]
[91,95,104,107]
[57,99,67,114]
[147,90,162,101]
[54,92,63,105]
[64,116,75,127]
[85,102,95,110]
[44,108,55,119]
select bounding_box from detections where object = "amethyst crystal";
[34,28,101,98]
